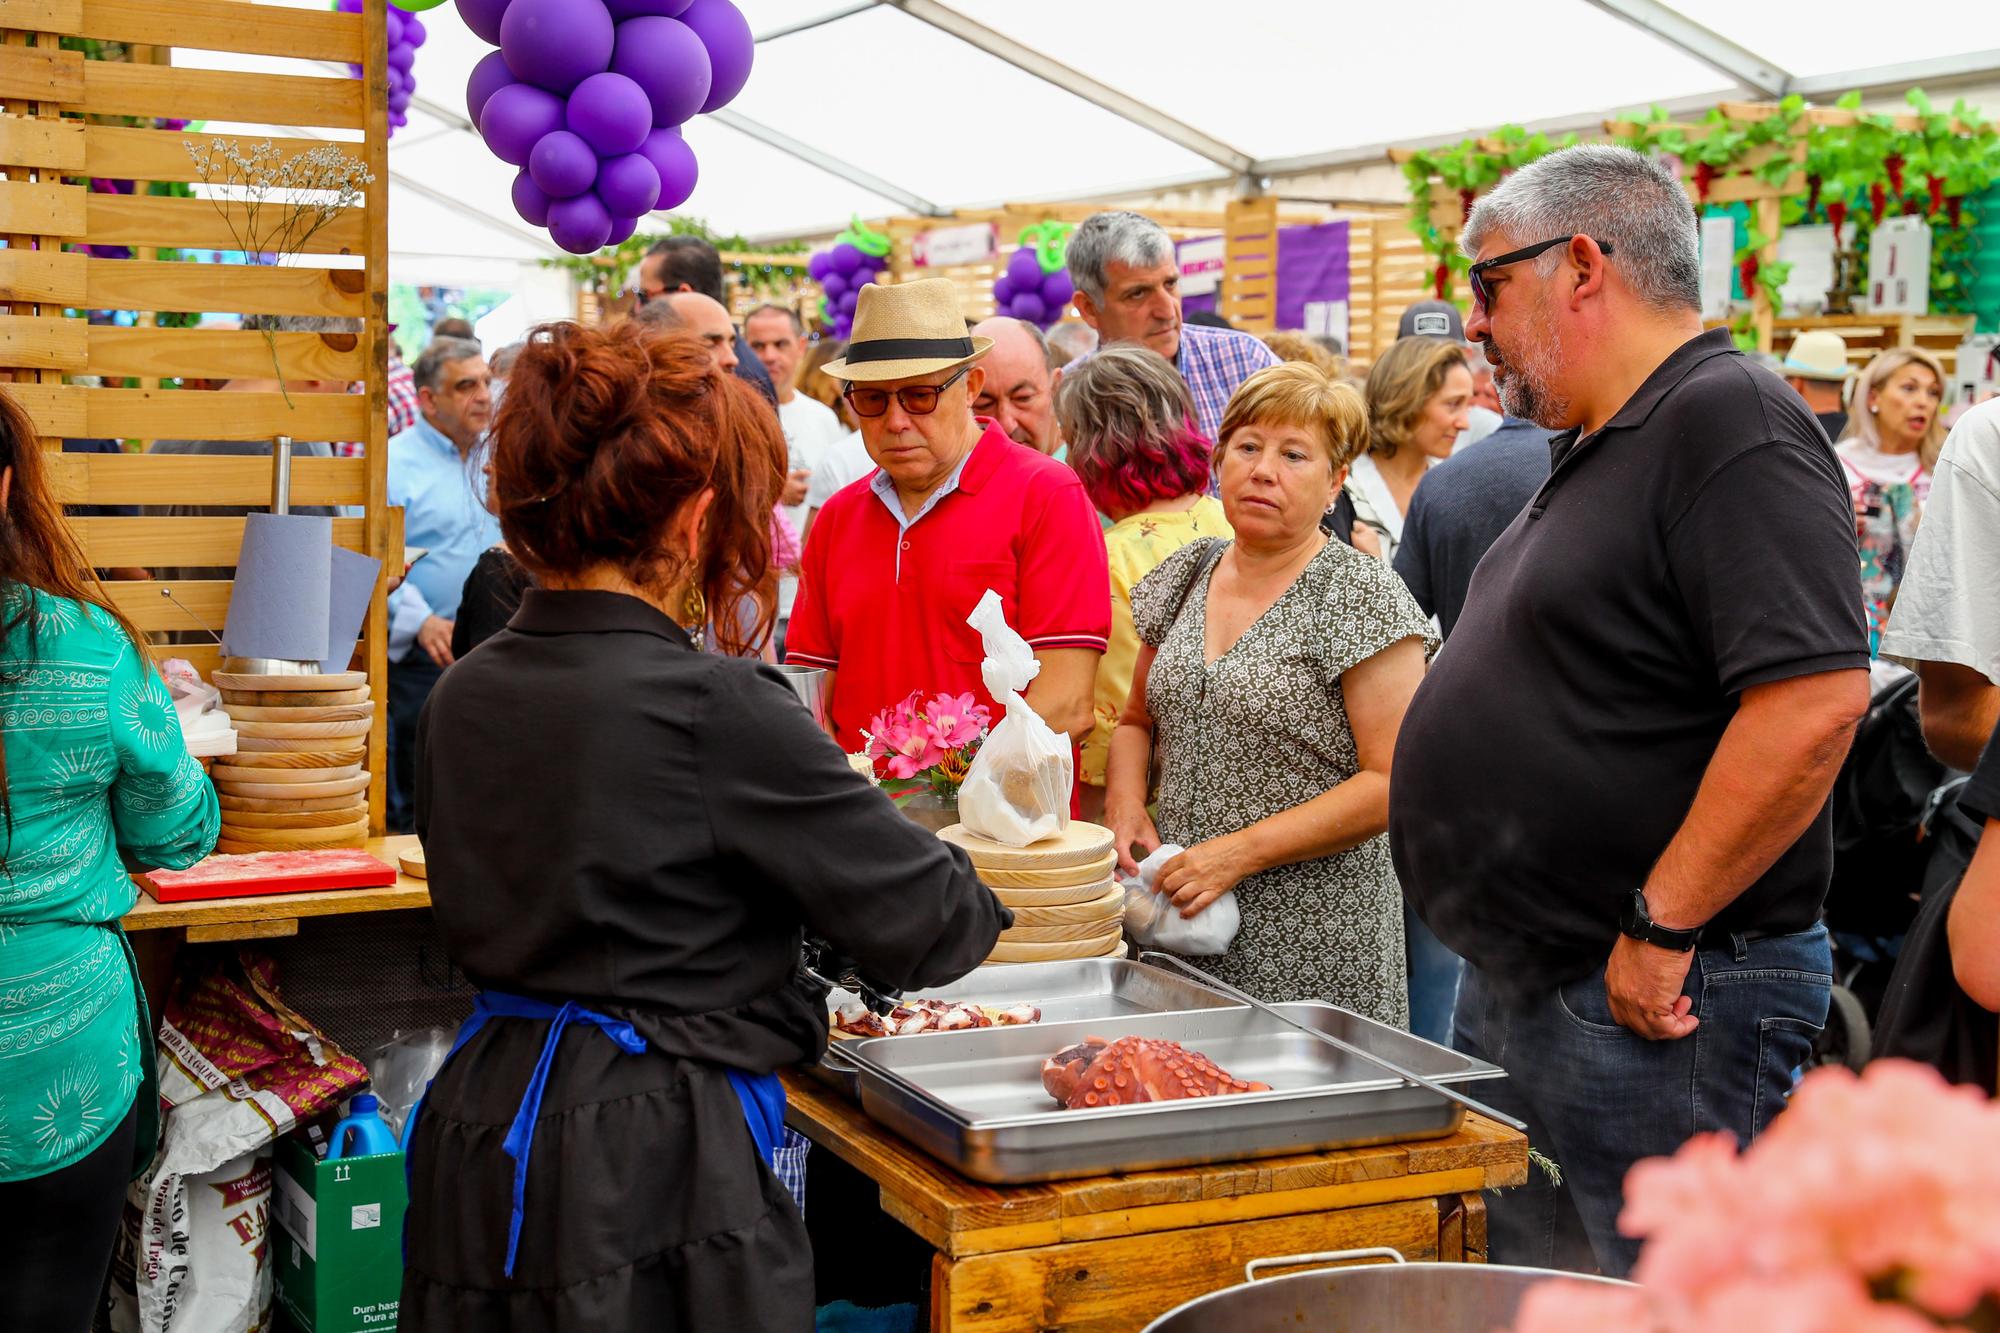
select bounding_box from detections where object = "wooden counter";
[781,1068,1529,1332]
[122,834,430,942]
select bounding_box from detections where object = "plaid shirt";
[1174,322,1281,443]
[334,358,420,458]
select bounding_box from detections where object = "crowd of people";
[3,141,1999,1330]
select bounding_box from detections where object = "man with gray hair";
[1388,145,1871,1275]
[1066,209,1278,442]
[969,316,1062,456]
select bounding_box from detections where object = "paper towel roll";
[222,512,333,662]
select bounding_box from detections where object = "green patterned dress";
[0,588,217,1182]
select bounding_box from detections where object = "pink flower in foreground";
[924,692,986,750]
[1512,1279,1656,1332]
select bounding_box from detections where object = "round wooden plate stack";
[938,821,1124,963]
[212,670,374,854]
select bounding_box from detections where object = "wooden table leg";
[1442,1191,1489,1264]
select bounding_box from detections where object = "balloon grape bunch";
[807,218,893,340]
[457,0,754,255]
[992,222,1075,328]
[335,0,426,137]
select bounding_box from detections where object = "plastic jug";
[326,1092,401,1159]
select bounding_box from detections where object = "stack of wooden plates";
[938,821,1124,963]
[212,670,374,854]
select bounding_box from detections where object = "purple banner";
[1276,220,1350,330]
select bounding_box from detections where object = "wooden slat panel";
[76,0,363,64]
[0,178,86,238]
[82,325,365,381]
[0,1,83,35]
[0,42,82,104]
[0,113,85,171]
[9,382,366,440]
[85,123,359,187]
[83,62,363,130]
[86,192,365,255]
[87,257,366,318]
[74,515,367,566]
[0,313,83,369]
[156,641,221,675]
[46,451,366,506]
[0,248,85,305]
[108,577,230,632]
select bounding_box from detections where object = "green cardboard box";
[273,1136,407,1333]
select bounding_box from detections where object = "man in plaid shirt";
[1065,210,1279,443]
[337,344,419,457]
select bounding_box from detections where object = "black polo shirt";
[1389,328,1869,993]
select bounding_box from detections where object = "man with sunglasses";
[787,279,1109,783]
[1388,146,1870,1276]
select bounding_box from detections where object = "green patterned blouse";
[0,587,218,1182]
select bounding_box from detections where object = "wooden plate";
[215,748,364,770]
[218,817,370,849]
[976,852,1119,890]
[939,821,1115,871]
[399,845,427,879]
[213,772,369,800]
[1003,884,1125,926]
[221,686,370,707]
[986,931,1125,963]
[211,762,361,785]
[219,790,372,813]
[235,734,371,753]
[989,877,1118,908]
[215,805,368,829]
[231,718,373,740]
[999,918,1124,944]
[223,702,376,723]
[212,670,366,692]
[217,832,368,856]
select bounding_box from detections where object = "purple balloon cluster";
[337,0,426,136]
[992,246,1075,328]
[806,242,887,340]
[457,0,754,255]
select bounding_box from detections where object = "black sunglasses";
[843,366,970,418]
[1468,235,1615,312]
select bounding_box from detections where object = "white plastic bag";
[957,591,1071,847]
[1121,844,1241,955]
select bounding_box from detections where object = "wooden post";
[361,0,390,833]
[1222,195,1279,332]
[1753,196,1781,353]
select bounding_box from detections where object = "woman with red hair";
[1057,345,1232,819]
[399,322,1007,1330]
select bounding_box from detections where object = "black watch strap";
[1620,890,1699,952]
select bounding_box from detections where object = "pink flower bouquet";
[862,690,991,798]
[1515,1059,2000,1332]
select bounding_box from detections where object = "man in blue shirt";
[386,336,496,830]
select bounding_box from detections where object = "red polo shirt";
[788,421,1111,752]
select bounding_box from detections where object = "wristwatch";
[1619,891,1700,952]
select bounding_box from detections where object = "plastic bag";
[1121,844,1241,955]
[957,591,1071,846]
[363,1026,455,1142]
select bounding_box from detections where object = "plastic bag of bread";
[958,590,1071,847]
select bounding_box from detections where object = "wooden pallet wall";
[0,0,393,830]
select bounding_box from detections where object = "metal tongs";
[1139,951,1527,1132]
[800,939,903,1017]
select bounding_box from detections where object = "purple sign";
[1276,220,1350,331]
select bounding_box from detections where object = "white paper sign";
[1698,216,1737,321]
[1866,217,1932,314]
[1303,300,1348,349]
[911,222,997,268]
[1776,224,1836,315]
[1176,235,1225,297]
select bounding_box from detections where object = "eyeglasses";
[1468,235,1615,312]
[843,366,970,418]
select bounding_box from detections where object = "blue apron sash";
[403,989,786,1278]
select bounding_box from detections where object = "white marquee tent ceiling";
[186,0,2000,270]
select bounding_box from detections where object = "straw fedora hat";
[823,278,991,383]
[1782,329,1851,382]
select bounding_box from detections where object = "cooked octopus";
[1040,1035,1270,1109]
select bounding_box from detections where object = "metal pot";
[1143,1248,1635,1332]
[775,663,828,731]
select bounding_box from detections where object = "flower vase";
[899,790,959,833]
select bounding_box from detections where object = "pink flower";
[924,692,987,750]
[1513,1279,1656,1332]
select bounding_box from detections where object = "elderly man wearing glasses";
[787,279,1109,785]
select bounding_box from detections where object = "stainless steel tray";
[814,958,1244,1096]
[842,1002,1503,1183]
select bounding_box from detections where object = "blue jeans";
[1452,924,1831,1276]
[1405,901,1465,1044]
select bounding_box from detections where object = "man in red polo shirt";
[788,279,1109,765]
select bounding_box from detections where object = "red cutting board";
[137,848,399,902]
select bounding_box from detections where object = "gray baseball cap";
[1398,300,1465,342]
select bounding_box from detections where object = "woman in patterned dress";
[1103,363,1435,1025]
[0,389,219,1329]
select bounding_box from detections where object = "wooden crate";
[1769,313,1978,376]
[0,0,393,831]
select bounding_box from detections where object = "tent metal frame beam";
[1581,0,1789,97]
[706,109,948,216]
[756,2,878,43]
[1789,49,2000,99]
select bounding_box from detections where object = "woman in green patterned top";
[0,390,218,1331]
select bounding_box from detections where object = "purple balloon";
[466,50,515,126]
[678,0,752,114]
[480,83,567,166]
[549,192,613,254]
[391,109,409,129]
[610,18,711,128]
[1040,269,1074,308]
[565,72,652,156]
[606,0,694,16]
[1005,246,1043,288]
[637,128,698,209]
[830,243,860,276]
[806,250,832,282]
[456,0,510,46]
[1010,292,1046,325]
[836,287,859,316]
[388,43,415,72]
[596,151,661,216]
[405,16,428,44]
[606,215,639,246]
[386,8,406,42]
[390,89,413,113]
[819,270,847,300]
[529,129,599,199]
[993,274,1016,305]
[512,169,552,226]
[501,0,615,95]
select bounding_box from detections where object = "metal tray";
[841,1002,1504,1183]
[814,958,1243,1096]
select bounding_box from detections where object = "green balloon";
[389,0,449,10]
